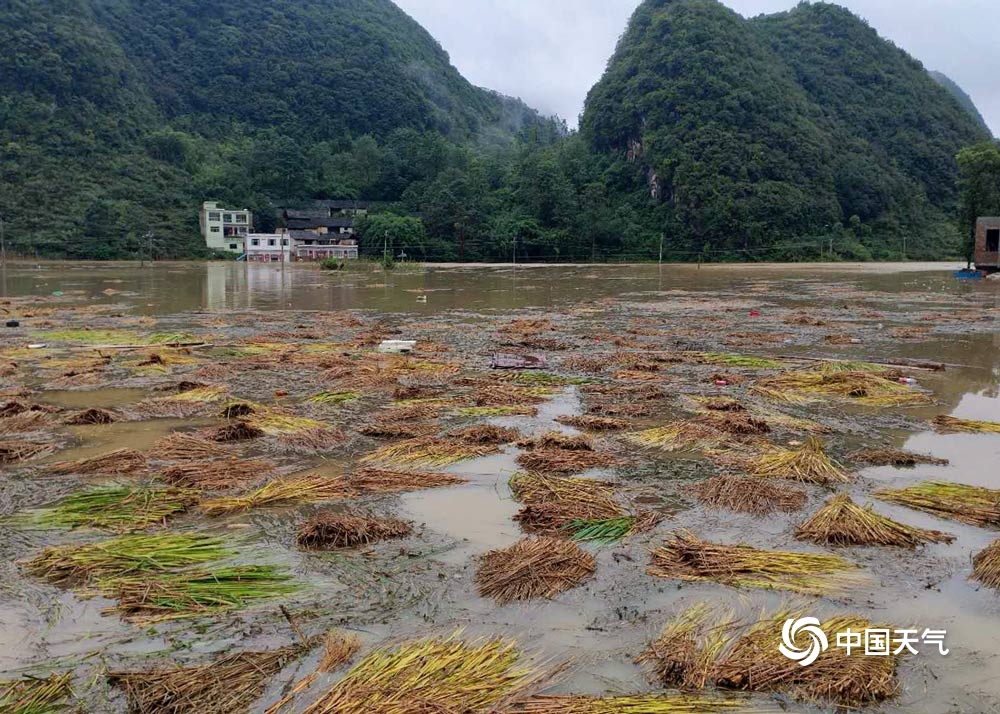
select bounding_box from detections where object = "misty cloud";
[393,0,999,135]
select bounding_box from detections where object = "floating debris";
[795,494,954,547]
[647,530,860,594]
[302,636,537,714]
[476,536,596,603]
[688,476,807,515]
[27,486,200,532]
[49,448,148,475]
[749,437,848,485]
[107,565,297,623]
[23,533,229,587]
[109,641,312,714]
[848,447,949,467]
[875,481,1000,527]
[932,415,1000,434]
[297,510,412,549]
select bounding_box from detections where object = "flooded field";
[1,261,999,713]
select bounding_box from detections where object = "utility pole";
[902,236,907,261]
[658,232,664,266]
[0,213,5,269]
[383,230,388,268]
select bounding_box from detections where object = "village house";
[199,201,253,253]
[244,230,359,263]
[975,217,1000,272]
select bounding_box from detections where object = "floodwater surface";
[0,261,998,713]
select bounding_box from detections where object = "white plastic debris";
[378,339,417,354]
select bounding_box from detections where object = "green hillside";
[929,71,991,135]
[0,0,551,257]
[580,0,991,260]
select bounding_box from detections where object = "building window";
[987,228,1000,252]
[251,239,259,246]
[210,227,220,233]
[208,212,221,221]
[236,215,247,223]
[223,213,233,222]
[229,243,237,250]
[268,239,276,247]
[282,238,288,246]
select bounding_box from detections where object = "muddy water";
[1,261,999,713]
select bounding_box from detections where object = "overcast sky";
[392,0,998,135]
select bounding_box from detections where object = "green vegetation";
[957,141,1000,260]
[0,0,992,261]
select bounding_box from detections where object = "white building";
[244,231,359,262]
[200,201,253,253]
[245,233,291,262]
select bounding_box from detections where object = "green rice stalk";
[0,673,73,714]
[27,486,200,533]
[874,481,1000,527]
[932,415,1000,434]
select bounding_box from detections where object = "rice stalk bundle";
[476,536,596,603]
[108,641,312,714]
[712,610,901,707]
[0,439,55,464]
[352,467,465,493]
[625,421,724,453]
[205,421,265,442]
[749,437,848,485]
[474,386,552,407]
[297,510,412,549]
[848,447,948,467]
[753,367,929,407]
[23,533,230,587]
[509,471,617,504]
[163,385,228,403]
[638,606,902,707]
[517,431,594,451]
[306,390,361,405]
[150,433,236,461]
[162,458,274,490]
[360,437,499,467]
[358,419,436,439]
[690,396,746,412]
[495,371,595,386]
[932,415,1000,434]
[105,565,297,623]
[565,514,661,543]
[446,424,521,445]
[581,382,666,400]
[200,476,351,516]
[0,411,52,435]
[457,405,539,417]
[555,415,629,431]
[0,672,73,714]
[218,400,264,419]
[690,353,784,369]
[586,402,653,418]
[381,402,445,421]
[29,485,199,532]
[516,448,617,474]
[265,427,347,455]
[520,694,746,713]
[688,476,807,515]
[247,413,333,436]
[972,539,1000,589]
[874,481,1000,527]
[392,384,446,400]
[63,407,118,425]
[697,411,770,436]
[302,635,536,714]
[647,531,860,595]
[49,448,148,475]
[0,400,32,418]
[796,494,954,547]
[510,473,625,535]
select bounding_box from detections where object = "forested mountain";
[930,71,991,135]
[581,0,992,260]
[0,0,556,257]
[0,0,992,261]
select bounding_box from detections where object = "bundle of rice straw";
[63,407,118,425]
[297,510,412,549]
[647,530,860,594]
[49,448,148,475]
[301,635,538,714]
[795,494,954,547]
[874,481,1000,527]
[262,632,362,714]
[749,437,848,485]
[205,421,265,442]
[932,415,1000,434]
[162,458,274,490]
[517,431,594,451]
[625,421,726,453]
[476,536,596,603]
[520,693,745,713]
[150,433,236,461]
[848,447,948,467]
[637,605,902,707]
[360,437,499,467]
[554,415,629,431]
[0,673,73,713]
[688,476,807,515]
[446,424,520,445]
[753,366,929,406]
[108,641,312,714]
[509,472,625,535]
[350,467,465,494]
[200,476,350,516]
[516,448,616,474]
[0,439,55,463]
[28,486,200,533]
[972,539,1000,589]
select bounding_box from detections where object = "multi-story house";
[200,201,253,253]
